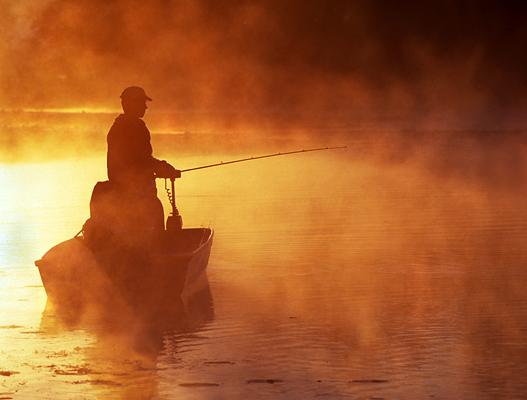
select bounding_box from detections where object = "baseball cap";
[120,86,153,101]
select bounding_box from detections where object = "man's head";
[120,86,152,118]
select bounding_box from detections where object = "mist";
[2,1,527,198]
[2,0,527,130]
[4,3,527,396]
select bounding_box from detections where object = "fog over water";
[1,120,527,398]
[2,1,527,398]
[3,1,527,170]
[3,1,527,129]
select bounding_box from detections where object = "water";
[2,136,527,399]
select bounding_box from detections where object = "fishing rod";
[164,145,346,230]
[180,145,347,173]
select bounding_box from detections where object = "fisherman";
[88,86,179,252]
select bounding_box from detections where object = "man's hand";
[156,160,181,179]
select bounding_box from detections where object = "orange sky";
[2,0,527,129]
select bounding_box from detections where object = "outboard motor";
[165,177,183,232]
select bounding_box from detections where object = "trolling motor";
[165,177,183,232]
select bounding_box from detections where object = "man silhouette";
[88,87,178,252]
[107,86,178,193]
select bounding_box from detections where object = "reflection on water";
[2,141,527,399]
[30,283,215,399]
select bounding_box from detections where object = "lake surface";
[2,135,527,399]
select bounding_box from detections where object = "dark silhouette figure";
[107,86,178,191]
[87,87,179,254]
[35,87,214,322]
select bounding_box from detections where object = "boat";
[35,177,213,319]
[35,148,346,320]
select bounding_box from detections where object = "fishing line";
[180,146,347,173]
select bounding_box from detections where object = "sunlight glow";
[19,108,118,114]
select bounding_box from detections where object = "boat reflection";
[38,281,214,399]
[39,278,214,360]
